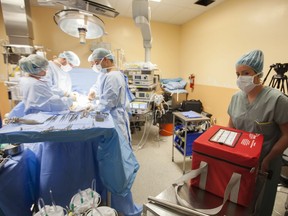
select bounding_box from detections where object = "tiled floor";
[273,185,288,216]
[131,125,288,216]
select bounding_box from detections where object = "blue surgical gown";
[97,70,132,146]
[89,71,106,98]
[19,76,72,114]
[44,61,72,96]
[97,71,141,215]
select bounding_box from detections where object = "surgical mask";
[236,73,262,94]
[92,64,101,73]
[61,64,72,72]
[96,53,114,73]
[95,59,107,73]
[96,63,112,73]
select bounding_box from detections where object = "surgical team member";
[89,48,132,145]
[227,49,288,216]
[19,54,73,114]
[87,51,106,101]
[45,51,80,96]
[88,48,142,216]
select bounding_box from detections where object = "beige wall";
[1,0,288,124]
[180,0,288,125]
[0,6,181,118]
[30,6,181,73]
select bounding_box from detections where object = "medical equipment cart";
[143,171,267,216]
[172,112,210,174]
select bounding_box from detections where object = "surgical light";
[54,9,105,44]
[78,27,87,44]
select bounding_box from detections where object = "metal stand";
[268,74,288,95]
[262,64,288,95]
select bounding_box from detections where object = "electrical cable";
[131,92,158,151]
[138,112,153,149]
[133,111,153,151]
[131,91,171,151]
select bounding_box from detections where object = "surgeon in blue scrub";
[87,52,106,101]
[89,48,134,145]
[228,50,288,215]
[45,51,80,97]
[88,48,142,216]
[19,54,73,114]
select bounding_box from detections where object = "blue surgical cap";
[19,54,49,75]
[90,48,115,62]
[87,53,93,62]
[59,51,80,67]
[235,50,264,77]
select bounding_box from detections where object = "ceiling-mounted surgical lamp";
[54,9,105,44]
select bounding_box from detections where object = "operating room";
[1,0,288,215]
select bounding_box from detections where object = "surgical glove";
[70,92,79,101]
[85,103,96,112]
[64,91,70,97]
[88,90,96,101]
[69,102,78,111]
[2,113,10,126]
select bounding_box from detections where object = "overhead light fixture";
[54,9,105,44]
[149,0,161,2]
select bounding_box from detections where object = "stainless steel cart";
[143,172,267,216]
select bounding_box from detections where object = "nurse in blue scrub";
[18,54,73,115]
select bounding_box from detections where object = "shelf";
[129,83,157,90]
[172,111,210,174]
[174,132,203,156]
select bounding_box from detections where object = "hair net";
[235,50,264,77]
[87,53,93,62]
[90,48,115,62]
[19,54,49,75]
[58,51,80,67]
